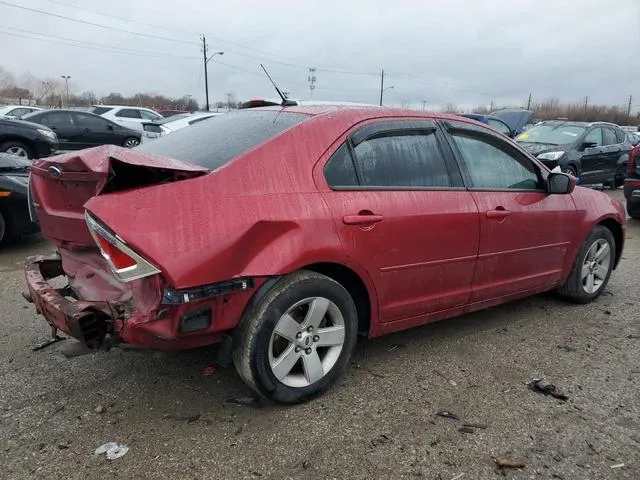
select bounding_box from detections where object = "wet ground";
[1,190,639,480]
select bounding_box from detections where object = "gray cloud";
[1,0,638,110]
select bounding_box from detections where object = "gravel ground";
[1,190,638,480]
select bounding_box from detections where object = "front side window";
[41,112,74,125]
[352,132,452,188]
[584,128,603,147]
[451,133,540,190]
[115,108,142,119]
[73,113,109,129]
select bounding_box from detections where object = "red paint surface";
[27,108,626,350]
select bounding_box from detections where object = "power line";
[0,0,198,46]
[0,29,197,60]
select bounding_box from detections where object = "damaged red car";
[25,107,625,403]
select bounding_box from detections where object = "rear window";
[88,106,114,115]
[136,110,309,170]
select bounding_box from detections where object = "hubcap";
[268,297,346,388]
[6,146,27,157]
[581,239,611,294]
[124,138,139,148]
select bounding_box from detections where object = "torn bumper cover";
[25,253,263,351]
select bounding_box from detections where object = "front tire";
[562,165,577,177]
[233,271,358,404]
[0,141,33,159]
[557,226,615,303]
[122,137,140,148]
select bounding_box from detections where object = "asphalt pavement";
[1,190,638,480]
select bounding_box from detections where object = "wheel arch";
[0,135,35,157]
[597,218,623,269]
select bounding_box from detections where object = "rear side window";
[115,109,142,119]
[88,106,113,115]
[324,144,359,187]
[353,132,452,187]
[603,128,618,146]
[136,110,309,170]
[40,112,74,125]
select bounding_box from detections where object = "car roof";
[0,105,40,109]
[91,105,156,110]
[536,119,622,128]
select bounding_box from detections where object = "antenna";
[260,64,296,106]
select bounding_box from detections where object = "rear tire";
[232,270,358,404]
[627,201,640,219]
[557,226,615,304]
[122,137,140,148]
[562,165,577,177]
[0,140,33,159]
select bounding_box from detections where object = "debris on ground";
[371,434,391,447]
[436,411,459,420]
[94,405,105,414]
[458,427,475,434]
[225,396,262,408]
[163,413,202,423]
[610,463,625,469]
[462,422,488,429]
[201,365,217,376]
[32,335,65,351]
[494,458,525,469]
[528,378,569,401]
[585,440,599,454]
[387,344,404,352]
[94,442,129,460]
[451,474,465,480]
[302,459,312,470]
[435,371,457,386]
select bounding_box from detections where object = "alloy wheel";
[581,238,611,294]
[268,296,346,388]
[123,138,140,148]
[6,146,27,157]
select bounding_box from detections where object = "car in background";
[490,109,534,136]
[25,107,624,404]
[22,110,141,150]
[623,144,640,218]
[515,120,631,187]
[87,105,163,132]
[627,131,640,146]
[0,105,42,119]
[156,109,190,118]
[460,113,516,137]
[141,112,223,142]
[0,117,58,159]
[0,153,38,244]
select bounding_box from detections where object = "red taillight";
[96,235,136,270]
[627,146,639,173]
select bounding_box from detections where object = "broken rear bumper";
[25,254,110,348]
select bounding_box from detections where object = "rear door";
[113,108,143,131]
[71,113,119,147]
[316,119,480,323]
[602,126,625,182]
[38,112,79,150]
[441,119,578,302]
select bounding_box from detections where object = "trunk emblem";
[48,166,62,178]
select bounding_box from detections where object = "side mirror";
[581,141,597,150]
[547,172,575,195]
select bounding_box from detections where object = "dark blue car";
[461,109,534,138]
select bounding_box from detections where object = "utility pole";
[584,96,589,115]
[226,92,232,110]
[308,68,316,98]
[489,100,494,111]
[61,75,70,108]
[201,35,209,111]
[422,99,427,111]
[379,69,384,106]
[626,94,633,124]
[527,92,532,110]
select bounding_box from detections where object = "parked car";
[0,117,58,159]
[87,105,164,132]
[623,144,640,218]
[0,105,42,119]
[0,153,38,244]
[490,109,535,136]
[515,120,632,187]
[156,109,190,118]
[141,112,223,142]
[25,107,625,404]
[22,110,141,150]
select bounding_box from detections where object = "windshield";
[136,110,310,170]
[516,123,585,145]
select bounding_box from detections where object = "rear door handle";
[343,214,384,225]
[486,208,510,219]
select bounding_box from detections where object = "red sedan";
[25,106,625,403]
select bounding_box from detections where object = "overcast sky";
[1,0,638,110]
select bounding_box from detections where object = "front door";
[72,113,117,148]
[316,119,480,323]
[442,120,579,302]
[40,111,79,150]
[580,127,608,183]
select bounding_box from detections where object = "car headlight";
[37,128,57,140]
[537,151,565,161]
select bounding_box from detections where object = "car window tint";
[350,132,451,188]
[140,110,161,120]
[584,128,603,147]
[136,110,309,170]
[487,118,511,136]
[324,143,359,187]
[602,128,617,146]
[115,108,142,119]
[451,133,540,190]
[89,106,113,115]
[74,113,109,129]
[40,112,74,126]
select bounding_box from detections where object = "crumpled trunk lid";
[29,145,208,248]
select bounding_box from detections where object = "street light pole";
[201,35,224,112]
[61,75,71,108]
